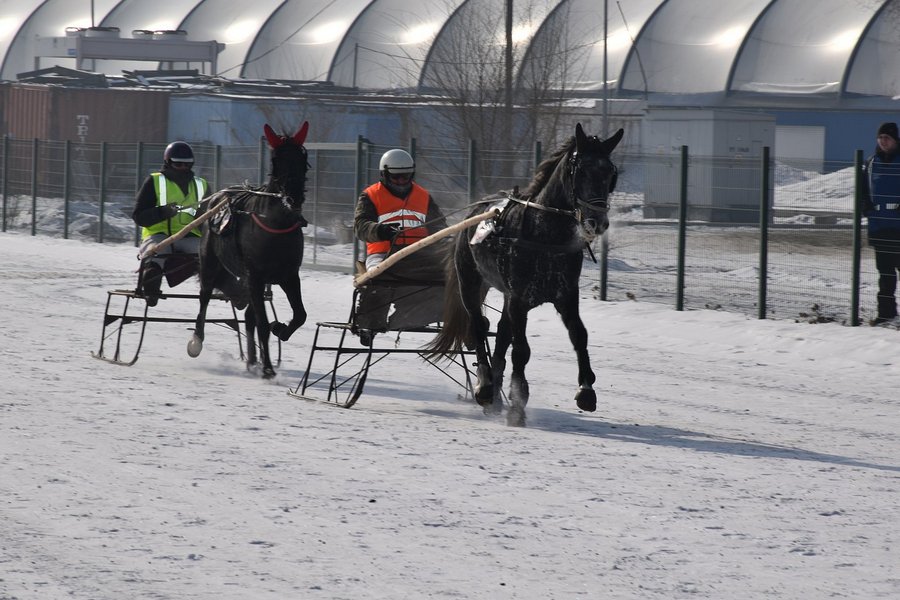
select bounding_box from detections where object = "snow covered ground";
[1,232,899,599]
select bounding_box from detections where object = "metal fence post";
[31,138,38,236]
[214,144,222,192]
[134,141,144,246]
[676,145,688,311]
[63,140,71,239]
[599,233,609,302]
[1,135,8,232]
[467,139,477,203]
[258,135,266,186]
[353,135,368,265]
[99,142,107,243]
[758,146,770,319]
[851,149,864,326]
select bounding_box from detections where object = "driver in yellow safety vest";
[132,140,211,305]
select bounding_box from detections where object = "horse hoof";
[482,400,503,416]
[187,336,203,357]
[576,388,597,412]
[506,406,526,427]
[262,368,276,379]
[474,385,493,406]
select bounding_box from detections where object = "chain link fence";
[0,135,885,326]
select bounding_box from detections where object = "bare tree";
[419,0,589,195]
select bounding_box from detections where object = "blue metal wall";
[772,109,900,165]
[168,95,407,147]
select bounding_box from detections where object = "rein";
[505,194,577,218]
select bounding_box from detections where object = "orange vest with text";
[364,182,430,256]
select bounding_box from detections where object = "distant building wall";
[168,94,409,147]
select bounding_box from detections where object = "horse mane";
[519,136,576,200]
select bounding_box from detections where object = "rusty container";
[3,84,170,143]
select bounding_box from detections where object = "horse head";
[569,123,623,239]
[263,122,310,207]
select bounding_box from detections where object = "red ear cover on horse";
[263,123,283,148]
[293,121,309,146]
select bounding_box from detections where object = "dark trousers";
[874,247,900,319]
[355,246,446,331]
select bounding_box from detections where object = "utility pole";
[505,0,513,121]
[504,0,514,177]
[602,0,609,136]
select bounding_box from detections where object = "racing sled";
[92,253,279,367]
[287,281,484,408]
[288,209,500,408]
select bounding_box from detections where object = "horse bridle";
[566,150,617,220]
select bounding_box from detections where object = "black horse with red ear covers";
[190,122,310,378]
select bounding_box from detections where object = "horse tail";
[424,237,484,360]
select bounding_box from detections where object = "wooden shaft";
[354,207,499,288]
[140,195,230,259]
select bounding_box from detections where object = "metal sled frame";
[92,256,280,366]
[288,286,486,409]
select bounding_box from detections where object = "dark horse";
[427,123,623,426]
[189,122,310,378]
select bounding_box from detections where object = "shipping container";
[2,84,170,143]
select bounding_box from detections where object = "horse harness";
[212,185,307,236]
[472,149,615,258]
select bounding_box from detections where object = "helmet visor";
[388,172,412,184]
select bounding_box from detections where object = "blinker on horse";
[189,122,310,378]
[427,123,624,426]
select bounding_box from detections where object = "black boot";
[875,295,898,325]
[140,262,163,307]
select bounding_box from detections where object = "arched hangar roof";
[1,0,898,100]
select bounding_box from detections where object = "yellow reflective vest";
[141,173,207,239]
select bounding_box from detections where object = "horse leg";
[269,275,307,341]
[485,303,512,415]
[188,284,214,357]
[188,246,217,357]
[244,302,258,368]
[247,279,276,378]
[462,285,492,406]
[505,300,531,427]
[555,296,597,412]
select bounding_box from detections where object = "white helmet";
[379,149,415,196]
[380,149,415,176]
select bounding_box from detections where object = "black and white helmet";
[163,141,194,168]
[379,149,415,196]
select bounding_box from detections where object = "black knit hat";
[877,122,899,142]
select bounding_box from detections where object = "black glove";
[160,204,180,219]
[376,223,402,241]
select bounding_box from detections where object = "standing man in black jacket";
[861,122,900,324]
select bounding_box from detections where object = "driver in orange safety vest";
[353,148,448,345]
